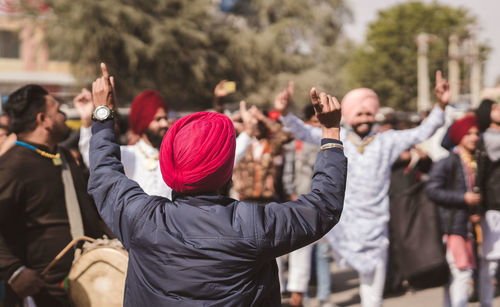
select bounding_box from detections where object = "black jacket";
[426,153,471,238]
[0,143,109,307]
[88,120,347,306]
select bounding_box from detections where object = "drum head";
[68,244,128,307]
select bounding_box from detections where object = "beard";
[145,128,168,149]
[51,123,70,144]
[352,122,374,138]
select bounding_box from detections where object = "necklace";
[15,141,62,166]
[347,133,376,154]
[137,142,159,171]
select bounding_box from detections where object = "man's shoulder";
[0,146,32,182]
[433,152,458,170]
[0,145,27,167]
[120,143,139,153]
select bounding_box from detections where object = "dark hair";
[303,104,315,121]
[3,84,48,134]
[475,99,495,132]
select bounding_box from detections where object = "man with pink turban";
[276,71,449,307]
[86,64,347,306]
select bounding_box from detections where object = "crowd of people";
[0,62,498,307]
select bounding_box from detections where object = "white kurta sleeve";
[280,113,322,145]
[234,132,252,166]
[78,126,92,168]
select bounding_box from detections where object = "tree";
[345,1,487,111]
[44,0,229,109]
[219,0,352,109]
[39,0,351,111]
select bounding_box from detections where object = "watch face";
[95,106,110,120]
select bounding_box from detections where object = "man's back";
[122,194,282,306]
[88,119,347,306]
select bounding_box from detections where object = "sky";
[343,0,500,87]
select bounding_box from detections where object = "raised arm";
[274,82,323,145]
[383,70,449,161]
[87,63,155,249]
[233,101,254,166]
[256,89,346,260]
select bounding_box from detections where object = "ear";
[36,112,46,127]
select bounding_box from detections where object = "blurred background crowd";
[0,0,500,307]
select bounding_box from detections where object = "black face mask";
[352,122,374,138]
[145,128,167,149]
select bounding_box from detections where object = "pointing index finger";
[101,62,110,79]
[436,70,442,84]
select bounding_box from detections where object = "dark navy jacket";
[426,153,471,237]
[88,121,347,306]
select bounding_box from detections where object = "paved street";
[284,265,500,307]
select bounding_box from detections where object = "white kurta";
[281,106,445,273]
[80,127,252,200]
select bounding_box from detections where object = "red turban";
[268,110,281,121]
[341,88,379,125]
[129,90,168,135]
[159,112,236,194]
[449,115,478,146]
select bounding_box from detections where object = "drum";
[68,237,128,307]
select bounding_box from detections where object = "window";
[0,30,20,58]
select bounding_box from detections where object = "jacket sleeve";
[0,233,23,280]
[253,141,347,261]
[426,157,467,208]
[87,121,158,249]
[0,168,24,280]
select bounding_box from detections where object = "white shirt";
[281,106,445,273]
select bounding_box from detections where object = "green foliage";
[46,0,222,108]
[43,0,351,111]
[224,0,352,109]
[346,1,484,111]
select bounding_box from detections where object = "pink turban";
[341,88,379,125]
[449,115,478,146]
[159,111,236,194]
[129,90,168,135]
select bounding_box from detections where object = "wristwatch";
[92,105,115,122]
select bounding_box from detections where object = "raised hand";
[434,70,450,109]
[92,63,115,109]
[310,88,341,140]
[239,100,256,136]
[214,80,229,98]
[74,88,93,127]
[274,81,294,116]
